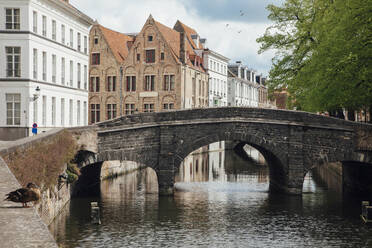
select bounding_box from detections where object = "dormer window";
[148,35,153,42]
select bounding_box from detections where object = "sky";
[69,0,284,76]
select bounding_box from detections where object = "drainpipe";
[119,66,123,116]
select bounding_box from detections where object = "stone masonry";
[95,107,372,195]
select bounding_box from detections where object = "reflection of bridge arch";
[74,107,372,196]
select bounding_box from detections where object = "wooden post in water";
[91,202,101,225]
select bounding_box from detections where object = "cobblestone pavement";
[0,157,58,248]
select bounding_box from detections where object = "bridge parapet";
[97,107,358,130]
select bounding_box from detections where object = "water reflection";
[51,143,372,248]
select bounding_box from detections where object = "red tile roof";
[97,24,134,63]
[154,20,205,72]
[176,21,204,50]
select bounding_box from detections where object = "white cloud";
[69,0,275,75]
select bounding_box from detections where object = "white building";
[227,62,259,107]
[202,49,229,107]
[0,0,93,140]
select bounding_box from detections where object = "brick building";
[89,15,209,123]
[122,15,208,114]
[88,23,134,124]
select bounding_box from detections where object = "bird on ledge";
[4,183,41,208]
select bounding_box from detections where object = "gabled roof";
[153,19,204,72]
[174,21,204,50]
[97,24,134,63]
[154,21,182,62]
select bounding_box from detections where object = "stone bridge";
[76,107,372,196]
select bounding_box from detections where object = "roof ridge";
[95,24,134,63]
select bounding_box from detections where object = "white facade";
[0,0,93,140]
[227,62,259,107]
[202,49,229,107]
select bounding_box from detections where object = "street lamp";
[30,86,41,102]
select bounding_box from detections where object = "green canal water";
[50,144,372,248]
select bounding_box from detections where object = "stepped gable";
[97,24,134,63]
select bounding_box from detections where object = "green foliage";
[257,0,372,112]
[66,163,80,184]
[66,170,78,184]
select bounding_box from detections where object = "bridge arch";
[95,107,372,196]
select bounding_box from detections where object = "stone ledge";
[0,157,58,248]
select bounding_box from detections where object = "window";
[90,77,100,92]
[163,103,174,110]
[161,52,164,61]
[77,63,81,88]
[70,29,73,48]
[33,49,37,80]
[52,20,56,40]
[33,11,37,33]
[145,50,155,63]
[144,103,154,113]
[69,100,73,126]
[52,54,56,83]
[94,37,98,44]
[91,104,100,123]
[125,104,135,115]
[136,53,140,62]
[61,25,65,44]
[91,53,100,65]
[42,96,46,126]
[144,75,155,91]
[42,16,46,36]
[70,60,73,86]
[52,97,56,126]
[148,35,153,41]
[61,98,65,126]
[42,51,46,80]
[77,100,81,125]
[83,101,87,125]
[6,94,21,125]
[163,75,175,91]
[6,47,21,77]
[107,104,117,120]
[107,76,116,92]
[77,33,81,51]
[61,57,65,85]
[84,36,87,54]
[33,100,38,124]
[6,8,20,30]
[84,65,87,90]
[126,76,136,92]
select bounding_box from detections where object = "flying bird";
[238,30,242,34]
[240,10,245,16]
[226,24,229,27]
[4,183,41,208]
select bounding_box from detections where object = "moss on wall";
[3,131,78,190]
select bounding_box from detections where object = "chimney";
[191,34,199,48]
[180,32,186,64]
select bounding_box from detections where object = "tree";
[257,0,372,115]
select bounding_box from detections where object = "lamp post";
[26,86,41,137]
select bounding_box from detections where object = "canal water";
[50,143,372,248]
